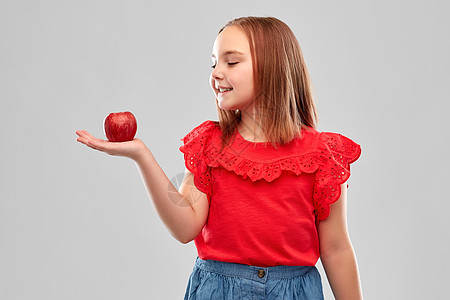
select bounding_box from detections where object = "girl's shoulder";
[314,129,362,166]
[179,120,219,145]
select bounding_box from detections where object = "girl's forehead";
[212,26,250,57]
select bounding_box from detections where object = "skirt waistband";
[194,257,315,283]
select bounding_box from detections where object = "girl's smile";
[216,85,233,96]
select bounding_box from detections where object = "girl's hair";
[214,16,318,151]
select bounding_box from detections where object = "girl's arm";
[318,183,363,300]
[75,130,209,244]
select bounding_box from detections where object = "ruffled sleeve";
[179,120,216,201]
[313,132,362,221]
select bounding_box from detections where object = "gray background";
[1,0,448,299]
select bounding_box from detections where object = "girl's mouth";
[219,87,233,92]
[218,87,233,95]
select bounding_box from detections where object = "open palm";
[75,130,147,161]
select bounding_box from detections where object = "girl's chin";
[217,99,238,111]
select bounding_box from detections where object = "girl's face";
[210,26,255,111]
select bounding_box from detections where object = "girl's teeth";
[220,88,232,92]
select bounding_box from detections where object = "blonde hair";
[214,16,318,151]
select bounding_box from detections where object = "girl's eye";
[210,62,238,69]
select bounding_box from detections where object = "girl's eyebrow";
[211,50,245,58]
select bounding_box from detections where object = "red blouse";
[179,120,361,267]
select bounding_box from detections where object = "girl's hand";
[75,130,147,161]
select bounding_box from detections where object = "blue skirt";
[184,257,324,300]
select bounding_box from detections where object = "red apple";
[104,111,137,142]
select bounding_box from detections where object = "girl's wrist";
[132,143,153,164]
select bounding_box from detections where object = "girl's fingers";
[75,130,106,146]
[76,136,96,149]
[75,130,97,140]
[75,130,88,137]
[83,131,99,140]
[86,138,106,150]
[75,131,105,151]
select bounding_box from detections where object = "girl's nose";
[211,66,223,80]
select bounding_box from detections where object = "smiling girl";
[76,16,363,300]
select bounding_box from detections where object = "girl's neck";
[238,111,267,143]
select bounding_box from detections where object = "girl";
[76,16,363,300]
